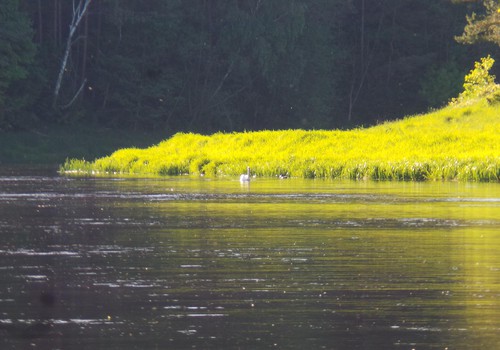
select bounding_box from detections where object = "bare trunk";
[347,3,383,123]
[52,0,92,109]
[37,0,43,44]
[57,0,62,46]
[81,12,88,81]
[53,34,73,108]
[360,0,365,69]
[60,79,87,110]
[53,0,58,45]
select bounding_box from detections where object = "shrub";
[452,55,499,105]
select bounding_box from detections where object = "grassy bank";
[61,97,500,181]
[0,125,166,165]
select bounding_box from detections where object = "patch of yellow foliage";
[62,97,500,181]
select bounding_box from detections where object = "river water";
[0,166,499,349]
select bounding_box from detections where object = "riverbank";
[61,97,500,181]
[0,125,166,165]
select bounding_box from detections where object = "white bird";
[240,166,251,182]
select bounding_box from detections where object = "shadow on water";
[0,166,499,349]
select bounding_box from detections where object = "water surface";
[0,167,499,349]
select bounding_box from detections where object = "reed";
[61,97,500,181]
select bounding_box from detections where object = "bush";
[420,62,463,108]
[452,55,499,105]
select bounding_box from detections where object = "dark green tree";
[7,0,478,132]
[455,0,500,46]
[340,0,474,123]
[84,0,346,131]
[419,62,463,108]
[86,0,185,129]
[0,0,36,129]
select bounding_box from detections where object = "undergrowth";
[61,99,500,181]
[61,58,500,182]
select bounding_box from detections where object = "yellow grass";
[61,98,500,181]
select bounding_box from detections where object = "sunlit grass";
[61,98,500,181]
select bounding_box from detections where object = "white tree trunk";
[53,0,92,108]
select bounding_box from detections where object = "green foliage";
[0,0,37,129]
[62,97,500,182]
[463,55,495,92]
[339,0,474,122]
[83,0,345,131]
[451,55,499,105]
[420,62,464,108]
[455,0,500,46]
[4,0,478,131]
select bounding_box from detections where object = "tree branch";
[60,79,87,110]
[53,0,92,108]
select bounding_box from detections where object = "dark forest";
[1,0,498,133]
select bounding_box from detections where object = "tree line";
[1,0,498,132]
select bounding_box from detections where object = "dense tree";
[455,0,500,46]
[83,0,345,131]
[0,0,37,129]
[2,0,487,132]
[340,0,477,123]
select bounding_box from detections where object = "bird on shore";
[240,166,251,182]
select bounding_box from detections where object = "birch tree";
[52,0,92,109]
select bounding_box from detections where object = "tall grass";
[61,97,500,181]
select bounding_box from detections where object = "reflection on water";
[0,167,499,349]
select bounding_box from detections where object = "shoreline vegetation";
[61,96,500,182]
[61,57,500,182]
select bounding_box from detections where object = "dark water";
[0,166,499,349]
